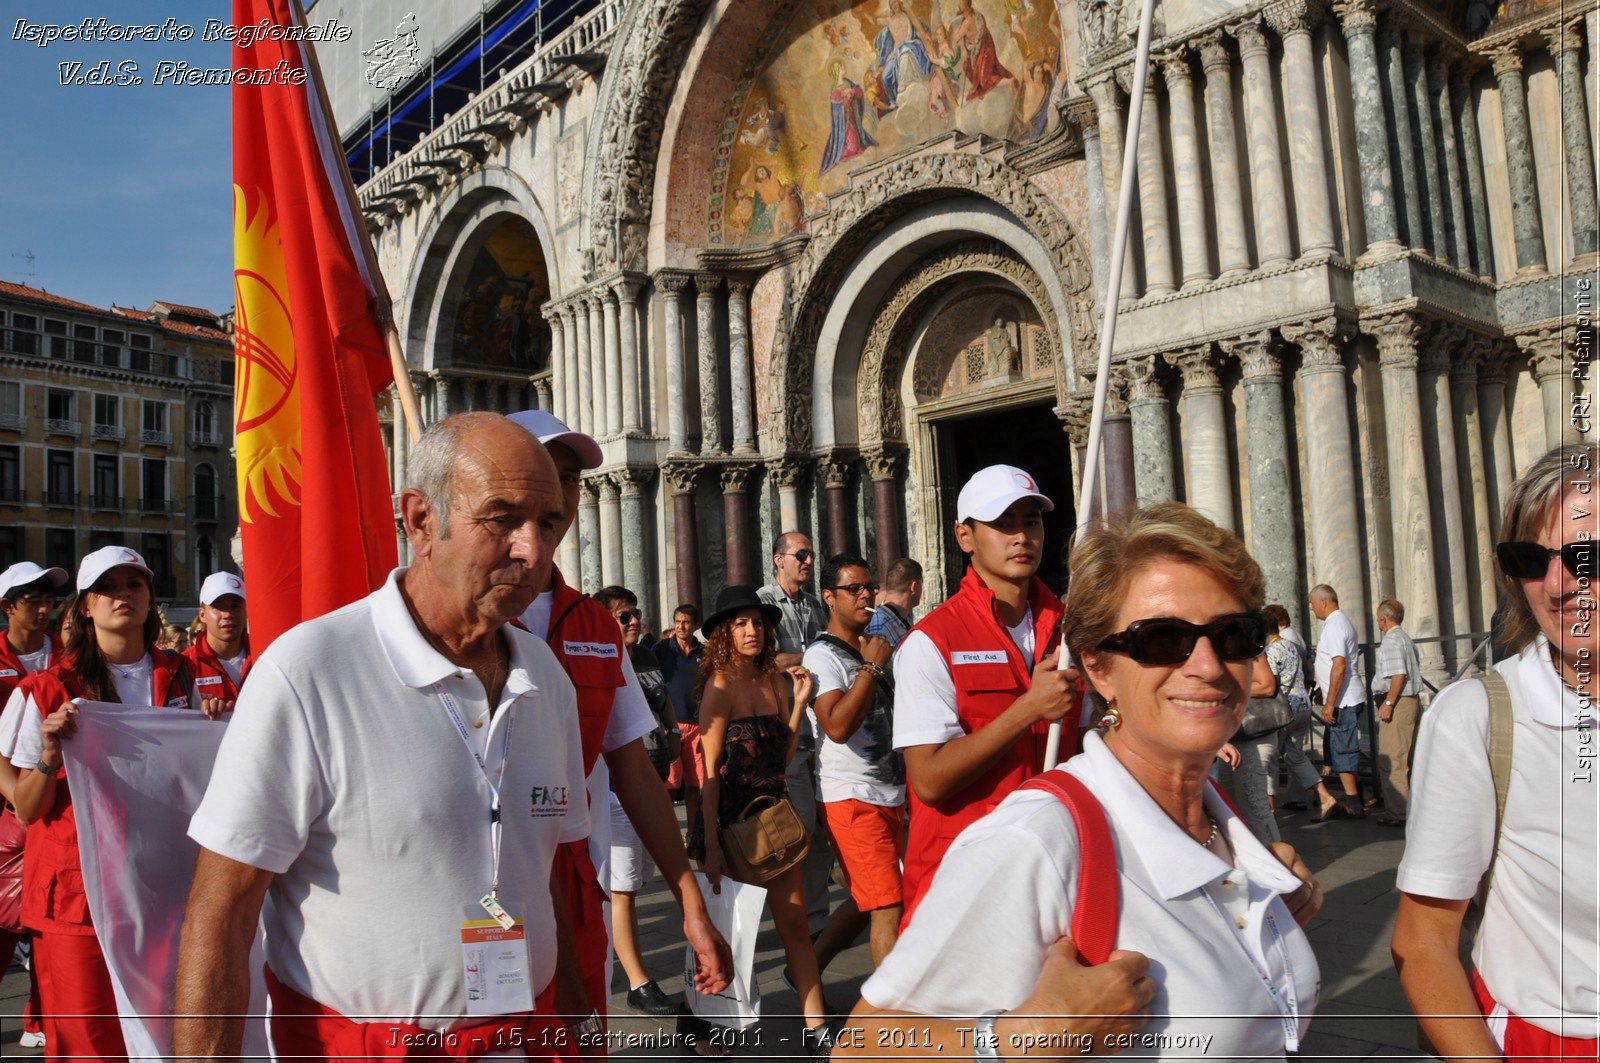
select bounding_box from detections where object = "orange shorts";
[671,721,707,788]
[821,799,905,912]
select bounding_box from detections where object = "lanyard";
[434,683,515,901]
[1203,884,1302,1051]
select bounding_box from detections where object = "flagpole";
[1043,0,1159,771]
[291,0,428,446]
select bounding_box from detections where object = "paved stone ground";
[0,804,1434,1060]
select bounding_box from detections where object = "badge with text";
[950,650,1008,665]
[562,640,619,659]
[461,918,534,1017]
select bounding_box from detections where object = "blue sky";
[1,4,233,314]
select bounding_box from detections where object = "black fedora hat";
[701,585,783,639]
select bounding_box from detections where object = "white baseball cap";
[956,464,1055,523]
[0,562,69,602]
[507,410,603,470]
[77,546,154,591]
[199,572,246,605]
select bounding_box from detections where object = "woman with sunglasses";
[1393,442,1598,1060]
[10,546,196,1062]
[687,585,834,1056]
[839,503,1322,1060]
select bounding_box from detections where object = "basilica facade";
[316,0,1596,677]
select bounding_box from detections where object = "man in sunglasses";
[1308,584,1366,816]
[891,465,1081,922]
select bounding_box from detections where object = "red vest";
[901,567,1068,921]
[20,650,191,935]
[182,634,253,702]
[541,570,624,776]
[0,634,50,704]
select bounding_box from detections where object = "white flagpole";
[1043,0,1160,770]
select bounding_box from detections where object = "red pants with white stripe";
[33,930,127,1062]
[1475,971,1598,1060]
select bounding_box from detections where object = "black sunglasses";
[784,549,815,564]
[830,582,879,596]
[1497,541,1596,581]
[615,609,641,624]
[1098,612,1269,666]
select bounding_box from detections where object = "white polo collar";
[1518,635,1589,730]
[371,568,539,698]
[1068,731,1305,901]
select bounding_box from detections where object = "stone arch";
[770,151,1095,455]
[402,167,562,371]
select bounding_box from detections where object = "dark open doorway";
[934,401,1077,598]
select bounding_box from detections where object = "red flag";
[232,0,397,651]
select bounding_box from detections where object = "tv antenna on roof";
[10,250,36,283]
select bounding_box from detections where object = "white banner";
[61,701,269,1062]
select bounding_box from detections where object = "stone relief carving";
[985,316,1023,378]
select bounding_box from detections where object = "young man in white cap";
[507,410,730,1021]
[890,464,1082,921]
[183,572,251,718]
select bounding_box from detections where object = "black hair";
[673,602,702,623]
[819,552,871,592]
[594,585,638,609]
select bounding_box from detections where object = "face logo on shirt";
[529,784,570,817]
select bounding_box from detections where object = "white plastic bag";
[685,872,766,1030]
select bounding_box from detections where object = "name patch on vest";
[563,640,619,659]
[196,675,224,688]
[0,669,16,678]
[950,650,1008,665]
[166,696,190,708]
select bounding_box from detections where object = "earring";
[1099,701,1121,730]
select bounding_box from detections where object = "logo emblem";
[1015,472,1036,492]
[363,13,422,89]
[233,184,302,521]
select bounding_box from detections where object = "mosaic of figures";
[709,0,1067,246]
[450,218,551,372]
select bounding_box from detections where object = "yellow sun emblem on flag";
[233,184,302,521]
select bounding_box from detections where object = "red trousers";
[33,930,127,1062]
[1475,971,1599,1060]
[0,928,43,1034]
[550,842,610,1021]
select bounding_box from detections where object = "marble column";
[1477,345,1516,539]
[1451,68,1495,277]
[1125,354,1176,503]
[1104,369,1138,515]
[1451,335,1497,632]
[664,461,703,607]
[1380,26,1426,250]
[1232,19,1293,267]
[1285,316,1368,625]
[560,305,582,429]
[1521,329,1577,446]
[1087,77,1139,302]
[600,290,621,438]
[1371,312,1447,681]
[695,272,724,455]
[768,461,808,537]
[1228,331,1300,611]
[1491,45,1548,273]
[587,295,608,434]
[1159,51,1213,288]
[1338,0,1401,252]
[865,448,905,566]
[615,278,644,433]
[1419,327,1472,656]
[1267,0,1338,256]
[1166,346,1236,530]
[614,467,655,609]
[821,457,855,556]
[657,272,692,453]
[1430,55,1471,269]
[1067,96,1113,313]
[571,298,593,435]
[721,464,756,587]
[1063,398,1099,521]
[577,476,601,594]
[533,376,552,412]
[1135,76,1177,296]
[544,308,567,425]
[727,279,758,454]
[597,474,623,588]
[1547,23,1599,258]
[1198,33,1253,276]
[1406,38,1450,258]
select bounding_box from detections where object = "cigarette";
[863,607,877,614]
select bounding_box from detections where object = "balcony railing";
[90,493,124,511]
[45,418,80,437]
[140,428,173,447]
[191,494,223,521]
[0,412,24,431]
[92,423,126,442]
[190,428,223,447]
[0,486,25,504]
[44,488,78,507]
[138,496,178,514]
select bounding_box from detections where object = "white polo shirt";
[863,731,1319,1060]
[188,570,589,1028]
[1313,609,1366,708]
[1397,635,1598,1039]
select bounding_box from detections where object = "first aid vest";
[182,635,252,702]
[20,650,192,935]
[0,635,49,704]
[901,567,1066,921]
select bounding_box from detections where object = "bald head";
[407,413,558,539]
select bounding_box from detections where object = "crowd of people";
[0,411,1591,1062]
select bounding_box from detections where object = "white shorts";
[608,792,654,893]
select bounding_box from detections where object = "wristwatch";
[974,1010,1006,1061]
[37,759,61,778]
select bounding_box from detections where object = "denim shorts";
[1328,702,1362,772]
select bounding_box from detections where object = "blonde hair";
[1064,502,1266,686]
[1497,443,1597,653]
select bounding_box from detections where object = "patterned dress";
[687,712,790,862]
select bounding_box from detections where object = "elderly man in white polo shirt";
[173,414,609,1059]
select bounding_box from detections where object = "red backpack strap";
[1018,769,1118,965]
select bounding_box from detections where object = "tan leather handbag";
[718,795,810,885]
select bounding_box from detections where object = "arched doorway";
[441,214,551,375]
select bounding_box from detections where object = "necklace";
[1199,817,1220,848]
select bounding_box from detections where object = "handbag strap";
[1476,673,1515,912]
[1018,770,1118,966]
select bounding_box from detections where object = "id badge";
[461,918,534,1017]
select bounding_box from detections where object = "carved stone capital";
[1197,31,1233,70]
[612,465,657,496]
[1283,316,1349,371]
[719,463,756,493]
[1062,94,1100,134]
[1450,332,1493,383]
[1421,322,1465,374]
[1158,49,1195,85]
[612,276,645,305]
[1061,395,1093,447]
[577,476,602,505]
[1222,331,1282,381]
[1229,18,1270,56]
[765,459,810,492]
[1166,346,1222,390]
[1490,44,1524,78]
[1265,0,1323,37]
[863,447,905,481]
[1476,340,1514,386]
[593,472,621,500]
[1332,0,1378,36]
[1369,313,1424,370]
[818,456,854,490]
[662,460,704,495]
[654,270,692,297]
[693,271,723,299]
[1085,75,1120,111]
[541,303,566,330]
[1545,22,1584,56]
[1518,328,1573,382]
[1112,65,1135,94]
[1123,355,1168,404]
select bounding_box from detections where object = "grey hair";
[1310,584,1338,604]
[1497,442,1598,653]
[406,413,498,539]
[1377,599,1405,623]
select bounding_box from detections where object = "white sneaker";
[19,1031,45,1049]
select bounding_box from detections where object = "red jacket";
[541,570,625,776]
[20,650,192,935]
[182,635,253,702]
[0,634,51,705]
[901,567,1067,921]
